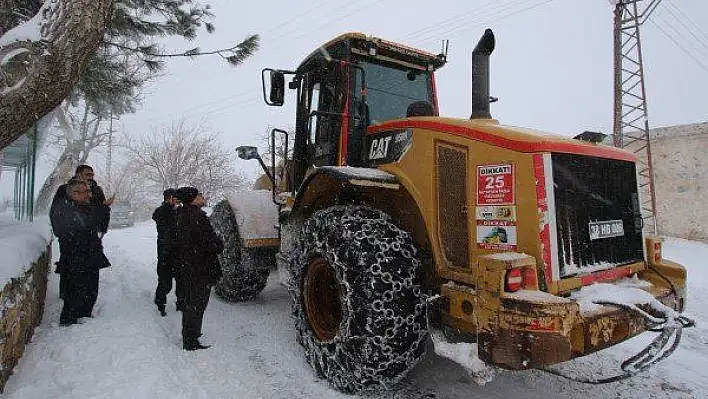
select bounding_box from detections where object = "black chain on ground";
[539,301,695,384]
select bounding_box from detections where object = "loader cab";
[263,33,446,194]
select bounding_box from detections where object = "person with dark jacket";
[51,164,114,235]
[173,187,223,351]
[51,165,113,300]
[152,188,183,316]
[49,180,111,326]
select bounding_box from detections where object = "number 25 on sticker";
[477,164,515,205]
[485,175,506,189]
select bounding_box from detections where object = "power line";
[649,19,708,73]
[406,0,554,46]
[261,0,333,36]
[662,0,708,55]
[665,0,708,44]
[142,1,362,101]
[401,0,513,42]
[264,0,390,51]
[153,0,394,123]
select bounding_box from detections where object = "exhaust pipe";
[471,29,495,120]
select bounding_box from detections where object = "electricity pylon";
[612,0,662,234]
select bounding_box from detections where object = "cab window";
[354,60,432,124]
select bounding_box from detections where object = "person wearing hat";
[172,186,224,350]
[152,188,182,316]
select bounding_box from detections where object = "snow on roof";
[0,213,52,287]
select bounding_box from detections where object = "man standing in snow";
[49,180,111,326]
[173,187,223,350]
[152,188,183,316]
[52,164,114,235]
[51,164,113,300]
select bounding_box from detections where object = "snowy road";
[3,221,707,398]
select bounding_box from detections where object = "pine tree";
[0,0,259,148]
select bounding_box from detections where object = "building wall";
[650,122,708,242]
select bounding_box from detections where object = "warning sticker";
[477,164,515,205]
[477,224,517,250]
[476,205,517,250]
[475,205,516,222]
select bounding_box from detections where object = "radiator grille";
[437,143,469,268]
[552,154,644,277]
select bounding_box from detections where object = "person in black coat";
[51,164,114,235]
[173,187,224,350]
[51,164,114,300]
[49,180,111,326]
[152,188,183,316]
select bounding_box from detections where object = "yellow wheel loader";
[210,29,692,394]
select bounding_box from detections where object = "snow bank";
[0,214,52,287]
[430,330,496,386]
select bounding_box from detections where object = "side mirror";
[235,146,260,160]
[235,145,275,188]
[262,69,285,106]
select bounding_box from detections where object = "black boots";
[183,338,210,351]
[157,304,166,317]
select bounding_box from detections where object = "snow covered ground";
[3,221,707,398]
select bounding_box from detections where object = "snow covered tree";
[120,120,247,203]
[0,0,259,149]
[3,1,259,214]
[33,104,114,214]
[0,0,113,149]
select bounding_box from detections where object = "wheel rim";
[304,257,342,342]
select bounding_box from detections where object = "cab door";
[305,63,344,167]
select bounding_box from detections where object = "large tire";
[210,200,272,302]
[290,205,427,393]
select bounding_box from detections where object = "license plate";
[589,220,624,240]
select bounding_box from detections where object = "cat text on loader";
[211,29,693,393]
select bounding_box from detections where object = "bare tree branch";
[120,120,247,202]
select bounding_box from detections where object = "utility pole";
[107,110,114,194]
[612,0,662,235]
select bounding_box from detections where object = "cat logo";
[369,136,392,160]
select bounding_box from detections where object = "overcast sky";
[114,0,707,180]
[5,0,707,192]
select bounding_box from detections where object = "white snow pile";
[570,277,678,323]
[0,226,706,398]
[326,166,396,181]
[0,214,51,287]
[430,330,497,386]
[224,190,278,241]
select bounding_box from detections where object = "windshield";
[355,60,432,124]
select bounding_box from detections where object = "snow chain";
[541,300,695,384]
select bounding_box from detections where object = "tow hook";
[545,300,695,384]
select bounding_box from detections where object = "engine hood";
[367,117,635,162]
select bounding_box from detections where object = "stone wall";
[650,122,708,242]
[0,244,51,392]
